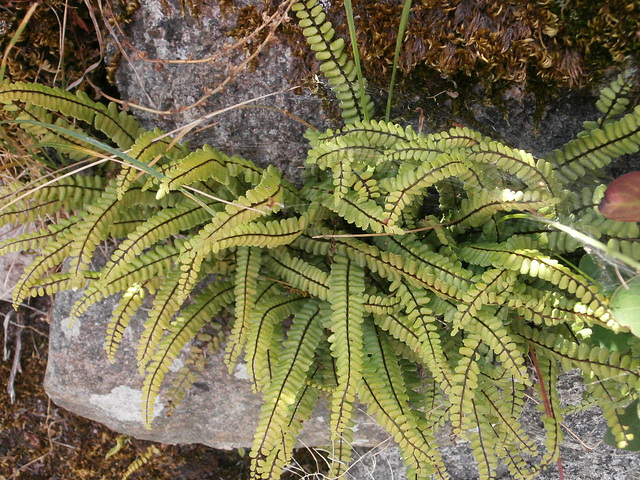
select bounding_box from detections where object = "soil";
[0,298,326,480]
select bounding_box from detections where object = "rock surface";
[45,286,390,449]
[113,0,333,183]
[45,286,640,478]
[0,224,33,301]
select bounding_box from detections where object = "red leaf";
[599,171,640,222]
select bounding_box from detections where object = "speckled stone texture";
[0,224,34,301]
[113,0,333,184]
[44,285,391,449]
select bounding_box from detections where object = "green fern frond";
[450,189,555,230]
[142,280,233,428]
[70,241,184,320]
[292,0,374,124]
[106,281,153,362]
[250,300,324,479]
[360,322,449,480]
[156,145,263,199]
[0,216,78,255]
[12,236,74,308]
[265,249,329,299]
[225,247,262,372]
[459,239,612,327]
[0,81,142,149]
[327,256,365,446]
[391,282,453,388]
[244,293,307,392]
[594,73,637,127]
[0,175,105,227]
[116,129,182,199]
[467,398,500,480]
[121,445,161,480]
[547,105,640,183]
[467,140,560,194]
[447,334,484,436]
[381,153,469,228]
[27,271,98,299]
[99,199,221,286]
[67,183,158,284]
[137,267,199,374]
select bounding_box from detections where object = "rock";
[0,224,33,302]
[44,286,390,449]
[45,283,640,478]
[113,0,333,183]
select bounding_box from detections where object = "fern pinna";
[1,1,640,478]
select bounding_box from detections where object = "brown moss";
[328,0,640,88]
[227,0,639,91]
[0,0,104,87]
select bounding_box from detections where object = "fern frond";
[513,322,640,391]
[70,241,183,320]
[142,280,233,428]
[156,145,263,199]
[594,73,637,127]
[0,175,104,226]
[12,236,73,308]
[0,216,78,255]
[106,281,153,362]
[392,282,453,389]
[317,189,400,234]
[467,398,500,480]
[546,105,640,183]
[306,119,413,169]
[465,309,529,384]
[450,189,555,229]
[99,199,220,286]
[121,445,161,480]
[448,336,482,436]
[452,268,514,332]
[327,256,365,445]
[292,0,373,124]
[468,140,559,194]
[254,382,320,480]
[116,128,181,199]
[67,184,157,284]
[225,247,263,372]
[250,301,324,479]
[381,153,469,228]
[137,267,199,374]
[360,322,449,479]
[265,249,329,299]
[459,239,612,328]
[175,166,283,307]
[27,271,98,299]
[245,294,307,392]
[206,215,307,253]
[0,81,141,149]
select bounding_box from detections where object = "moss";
[226,0,639,107]
[0,0,104,88]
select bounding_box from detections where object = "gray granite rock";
[113,0,333,184]
[44,286,390,449]
[0,224,33,302]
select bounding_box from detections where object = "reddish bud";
[599,171,640,222]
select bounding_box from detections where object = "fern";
[1,2,640,479]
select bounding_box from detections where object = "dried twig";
[7,310,24,404]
